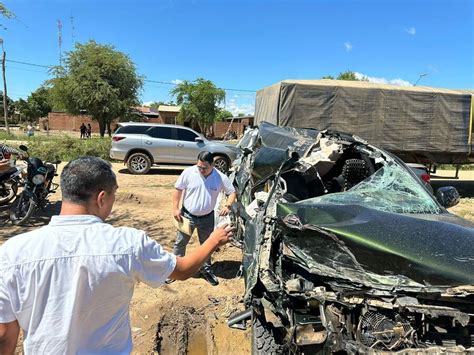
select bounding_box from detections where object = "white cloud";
[224,98,255,116]
[354,72,413,86]
[142,101,154,106]
[172,79,183,85]
[405,27,416,35]
[344,41,353,52]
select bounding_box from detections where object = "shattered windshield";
[298,163,441,214]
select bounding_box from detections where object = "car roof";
[119,122,182,128]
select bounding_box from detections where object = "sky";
[2,0,473,115]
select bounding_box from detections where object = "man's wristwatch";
[225,204,232,208]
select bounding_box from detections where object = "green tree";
[24,87,52,121]
[48,40,143,137]
[13,98,28,122]
[336,71,358,81]
[0,90,13,116]
[148,100,175,109]
[171,78,225,135]
[0,2,14,29]
[321,75,334,80]
[215,109,233,122]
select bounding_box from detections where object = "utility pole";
[57,19,63,66]
[0,39,9,135]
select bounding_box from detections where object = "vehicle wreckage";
[227,122,474,354]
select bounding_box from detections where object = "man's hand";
[0,159,10,173]
[219,205,230,216]
[209,224,234,246]
[0,320,20,355]
[173,208,183,223]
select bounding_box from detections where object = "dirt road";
[0,163,250,354]
[1,164,473,354]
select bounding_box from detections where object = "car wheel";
[127,152,152,174]
[251,312,286,355]
[213,155,229,173]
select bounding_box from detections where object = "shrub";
[25,136,112,162]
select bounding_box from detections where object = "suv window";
[147,127,173,140]
[115,125,151,134]
[176,128,198,142]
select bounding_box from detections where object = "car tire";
[251,312,286,355]
[213,155,229,173]
[127,152,152,174]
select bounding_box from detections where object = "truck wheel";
[127,152,152,174]
[214,155,229,173]
[251,312,286,355]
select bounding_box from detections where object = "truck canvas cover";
[255,80,474,164]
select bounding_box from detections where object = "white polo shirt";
[0,215,176,354]
[175,166,235,216]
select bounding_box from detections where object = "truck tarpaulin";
[255,80,474,164]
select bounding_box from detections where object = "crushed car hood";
[278,202,474,290]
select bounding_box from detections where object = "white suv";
[110,122,239,174]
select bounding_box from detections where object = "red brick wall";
[48,112,163,132]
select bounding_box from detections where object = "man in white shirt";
[171,151,236,286]
[0,156,233,354]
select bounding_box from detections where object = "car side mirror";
[436,186,460,209]
[195,137,204,143]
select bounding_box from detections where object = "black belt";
[182,206,214,219]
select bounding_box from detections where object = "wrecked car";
[227,121,474,354]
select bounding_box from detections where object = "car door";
[174,127,206,164]
[144,126,176,163]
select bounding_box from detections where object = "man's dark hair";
[61,156,117,204]
[197,151,214,164]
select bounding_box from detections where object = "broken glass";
[299,163,441,214]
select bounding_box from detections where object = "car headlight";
[32,174,45,185]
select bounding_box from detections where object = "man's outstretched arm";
[0,320,20,355]
[169,224,233,280]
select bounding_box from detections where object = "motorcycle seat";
[0,167,17,181]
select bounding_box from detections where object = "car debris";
[227,122,474,354]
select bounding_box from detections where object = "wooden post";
[2,50,10,135]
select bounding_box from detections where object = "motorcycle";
[9,146,61,225]
[0,153,25,206]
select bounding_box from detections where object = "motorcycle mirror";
[19,145,28,152]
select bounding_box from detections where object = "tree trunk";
[106,121,111,137]
[98,120,106,137]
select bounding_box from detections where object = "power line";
[6,59,53,69]
[4,59,257,93]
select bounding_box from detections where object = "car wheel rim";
[214,159,227,172]
[131,156,147,172]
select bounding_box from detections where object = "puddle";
[186,329,208,355]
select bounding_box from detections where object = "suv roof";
[118,122,185,128]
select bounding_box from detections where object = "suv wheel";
[251,312,286,355]
[213,155,229,173]
[127,152,152,174]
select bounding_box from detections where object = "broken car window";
[298,163,441,214]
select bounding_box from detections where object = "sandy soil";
[1,164,473,354]
[0,163,250,354]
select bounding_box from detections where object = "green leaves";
[171,78,225,135]
[48,40,143,136]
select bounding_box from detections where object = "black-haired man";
[0,156,233,354]
[171,151,236,286]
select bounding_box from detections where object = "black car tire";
[127,152,152,175]
[213,155,229,173]
[251,312,286,355]
[9,194,36,225]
